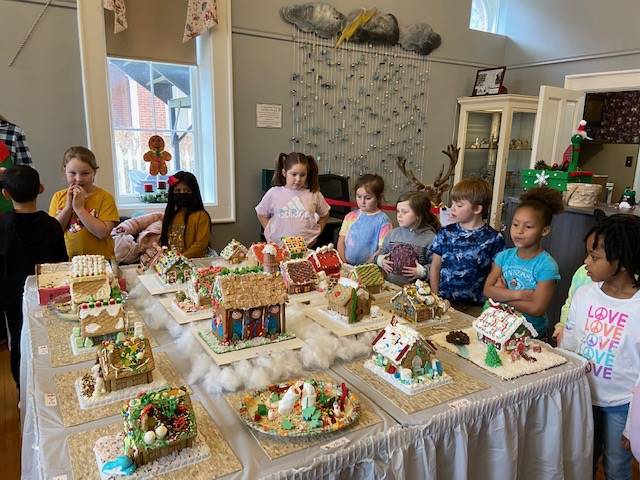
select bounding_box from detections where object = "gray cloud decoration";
[280,2,441,56]
[279,3,345,39]
[399,23,442,56]
[344,11,399,45]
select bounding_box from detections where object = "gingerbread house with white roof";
[472,300,538,352]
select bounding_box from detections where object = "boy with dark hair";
[428,177,504,315]
[0,166,67,388]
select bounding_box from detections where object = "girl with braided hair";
[560,214,640,480]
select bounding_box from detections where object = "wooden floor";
[0,344,20,479]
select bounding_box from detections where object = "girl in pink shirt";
[256,152,330,246]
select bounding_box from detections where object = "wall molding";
[507,48,640,70]
[232,27,497,69]
[9,0,76,9]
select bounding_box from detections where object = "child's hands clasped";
[71,185,87,212]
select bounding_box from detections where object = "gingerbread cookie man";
[143,135,171,176]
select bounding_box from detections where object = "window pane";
[469,0,501,34]
[107,57,199,202]
[151,63,193,131]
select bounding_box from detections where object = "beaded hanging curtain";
[290,29,431,195]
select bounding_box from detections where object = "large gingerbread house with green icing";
[122,386,196,466]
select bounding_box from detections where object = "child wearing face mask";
[159,171,211,258]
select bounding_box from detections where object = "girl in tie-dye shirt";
[338,174,392,265]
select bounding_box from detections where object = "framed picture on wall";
[472,66,507,96]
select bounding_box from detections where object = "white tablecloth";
[20,268,593,479]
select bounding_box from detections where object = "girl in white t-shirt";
[256,152,330,247]
[561,214,640,480]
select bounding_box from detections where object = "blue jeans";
[593,404,633,480]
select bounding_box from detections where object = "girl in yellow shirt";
[160,171,211,258]
[49,146,119,258]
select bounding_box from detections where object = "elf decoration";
[0,141,14,214]
[562,120,591,172]
[143,135,171,176]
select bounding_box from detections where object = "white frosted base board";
[363,359,452,395]
[430,327,568,380]
[158,297,212,324]
[194,330,305,366]
[138,273,185,295]
[75,370,168,410]
[304,306,394,337]
[95,432,210,480]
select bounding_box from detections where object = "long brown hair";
[397,191,440,232]
[271,152,320,192]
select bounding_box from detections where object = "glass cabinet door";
[504,111,536,198]
[461,111,502,187]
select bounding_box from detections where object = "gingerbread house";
[69,255,111,305]
[220,239,248,264]
[351,263,385,294]
[282,236,307,259]
[212,271,288,343]
[308,243,342,277]
[388,244,419,275]
[75,295,127,347]
[137,244,164,274]
[248,242,287,267]
[96,336,155,393]
[390,280,449,323]
[122,387,196,467]
[154,248,193,284]
[365,318,447,393]
[473,301,538,352]
[280,259,318,294]
[326,278,371,323]
[370,318,439,374]
[186,266,223,307]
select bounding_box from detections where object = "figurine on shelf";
[143,135,171,176]
[619,188,636,209]
[470,137,481,149]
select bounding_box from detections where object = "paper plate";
[238,379,360,437]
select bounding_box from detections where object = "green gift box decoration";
[521,169,593,192]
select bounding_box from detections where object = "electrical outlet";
[626,156,633,167]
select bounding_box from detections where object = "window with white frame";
[107,58,201,202]
[469,0,503,34]
[76,0,235,221]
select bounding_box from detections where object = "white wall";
[0,1,86,210]
[503,0,640,65]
